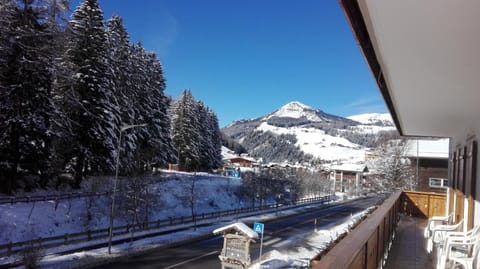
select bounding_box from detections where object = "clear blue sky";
[71,0,388,127]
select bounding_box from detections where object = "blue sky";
[71,0,387,127]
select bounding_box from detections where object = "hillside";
[222,101,396,164]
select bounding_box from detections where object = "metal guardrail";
[0,195,331,257]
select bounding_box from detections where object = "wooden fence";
[0,195,331,257]
[0,191,110,205]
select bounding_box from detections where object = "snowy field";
[256,122,366,162]
[0,171,243,245]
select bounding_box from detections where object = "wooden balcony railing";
[311,191,402,269]
[402,190,446,218]
[310,190,446,269]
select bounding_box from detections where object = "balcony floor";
[385,216,435,269]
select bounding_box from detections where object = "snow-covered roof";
[225,156,256,162]
[221,146,238,160]
[404,138,449,159]
[330,163,368,173]
[212,222,259,239]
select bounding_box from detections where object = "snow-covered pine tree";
[0,0,60,192]
[64,0,120,187]
[144,51,176,169]
[196,103,222,171]
[207,109,223,169]
[128,43,174,173]
[196,101,212,171]
[106,15,138,173]
[171,90,201,171]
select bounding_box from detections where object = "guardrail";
[311,191,401,269]
[0,195,331,257]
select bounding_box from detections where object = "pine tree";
[171,90,200,171]
[196,101,212,170]
[106,15,138,173]
[133,47,175,172]
[208,110,223,169]
[196,103,222,171]
[0,0,59,192]
[63,0,120,187]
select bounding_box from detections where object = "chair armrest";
[430,215,450,222]
[431,220,464,244]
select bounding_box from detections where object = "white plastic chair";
[436,225,480,269]
[425,212,455,238]
[427,219,464,253]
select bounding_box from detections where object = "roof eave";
[339,0,404,136]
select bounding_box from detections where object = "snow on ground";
[222,146,238,160]
[0,171,243,245]
[257,122,366,162]
[249,206,375,269]
[0,170,376,269]
[27,197,375,269]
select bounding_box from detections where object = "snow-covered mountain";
[265,101,352,123]
[222,101,396,164]
[347,113,394,127]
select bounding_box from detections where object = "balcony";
[311,190,447,269]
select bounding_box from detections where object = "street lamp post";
[108,123,147,254]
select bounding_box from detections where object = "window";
[429,177,448,188]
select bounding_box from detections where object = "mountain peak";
[282,101,312,110]
[268,101,320,121]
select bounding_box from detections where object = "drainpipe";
[416,139,419,191]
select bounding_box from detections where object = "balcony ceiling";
[349,0,480,137]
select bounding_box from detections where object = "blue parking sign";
[253,222,264,234]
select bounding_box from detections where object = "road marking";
[162,250,218,269]
[263,237,281,246]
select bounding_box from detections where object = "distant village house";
[330,163,368,194]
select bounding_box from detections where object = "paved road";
[94,196,384,269]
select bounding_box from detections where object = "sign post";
[253,222,264,262]
[213,222,258,269]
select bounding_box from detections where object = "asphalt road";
[94,195,384,269]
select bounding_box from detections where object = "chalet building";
[405,139,449,193]
[330,164,368,193]
[224,157,255,168]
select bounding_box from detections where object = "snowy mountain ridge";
[347,113,394,127]
[222,101,396,164]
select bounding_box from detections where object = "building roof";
[331,163,368,173]
[212,222,259,239]
[404,138,449,159]
[225,157,255,162]
[340,0,480,137]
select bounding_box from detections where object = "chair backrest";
[448,212,455,224]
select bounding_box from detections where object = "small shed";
[213,222,259,269]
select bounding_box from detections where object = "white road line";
[263,237,282,246]
[162,250,219,269]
